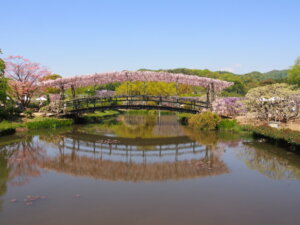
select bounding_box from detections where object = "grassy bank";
[125,110,174,115]
[26,118,74,129]
[0,121,21,136]
[77,110,120,123]
[244,125,300,150]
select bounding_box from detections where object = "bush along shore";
[244,125,300,152]
[181,111,300,152]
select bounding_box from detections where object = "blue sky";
[1,0,300,76]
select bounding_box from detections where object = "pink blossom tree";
[5,56,51,108]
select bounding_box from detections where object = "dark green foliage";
[0,55,7,104]
[244,70,288,81]
[0,128,15,136]
[176,113,192,125]
[287,57,300,86]
[0,105,22,121]
[98,82,120,91]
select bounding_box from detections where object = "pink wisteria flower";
[212,97,246,117]
[39,71,233,92]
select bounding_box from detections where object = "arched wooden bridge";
[61,95,209,115]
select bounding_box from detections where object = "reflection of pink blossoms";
[213,97,246,117]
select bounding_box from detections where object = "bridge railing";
[62,95,208,113]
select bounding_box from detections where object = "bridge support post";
[206,83,216,111]
[206,85,210,110]
[59,84,65,114]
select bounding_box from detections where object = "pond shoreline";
[1,110,300,153]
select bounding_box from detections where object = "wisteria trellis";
[39,71,233,92]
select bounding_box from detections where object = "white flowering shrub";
[245,84,299,122]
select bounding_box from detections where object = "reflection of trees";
[183,127,244,147]
[108,115,186,138]
[237,142,300,180]
[0,136,47,187]
[0,150,10,211]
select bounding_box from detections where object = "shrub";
[0,127,15,136]
[188,111,220,130]
[0,105,22,121]
[217,119,238,130]
[244,125,300,147]
[245,84,299,122]
[26,118,73,129]
[177,113,191,125]
[24,109,33,118]
[213,97,246,118]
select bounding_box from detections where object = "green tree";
[288,57,300,86]
[0,49,8,104]
[115,81,177,96]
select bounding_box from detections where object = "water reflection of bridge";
[39,133,230,181]
[59,132,214,163]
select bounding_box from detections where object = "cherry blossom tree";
[5,56,51,108]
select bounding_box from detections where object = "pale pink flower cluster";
[40,71,233,92]
[4,56,51,107]
[212,97,246,117]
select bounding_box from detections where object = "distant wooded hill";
[242,70,288,81]
[138,68,288,96]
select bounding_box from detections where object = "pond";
[1,113,300,225]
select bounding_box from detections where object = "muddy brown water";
[0,114,300,225]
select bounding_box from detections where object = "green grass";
[83,110,120,118]
[26,118,74,129]
[125,110,174,115]
[217,119,242,131]
[78,110,120,123]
